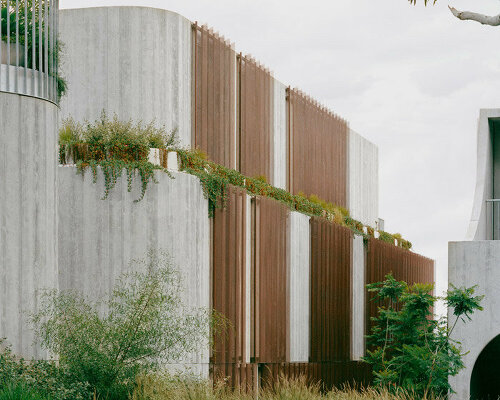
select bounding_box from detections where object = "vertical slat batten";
[7,0,11,91]
[38,0,42,96]
[23,0,27,94]
[15,0,18,93]
[44,0,48,98]
[31,0,35,95]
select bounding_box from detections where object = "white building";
[449,109,500,400]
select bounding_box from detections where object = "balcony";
[0,0,60,103]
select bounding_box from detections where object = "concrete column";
[348,129,379,227]
[351,234,365,360]
[59,7,192,147]
[288,211,310,362]
[0,92,58,359]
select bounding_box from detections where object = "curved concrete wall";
[0,92,58,359]
[58,168,210,375]
[348,129,378,227]
[448,240,500,399]
[59,7,192,147]
[465,109,500,240]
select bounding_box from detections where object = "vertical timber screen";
[212,186,257,391]
[212,186,248,364]
[365,238,435,334]
[192,23,236,168]
[310,218,353,362]
[253,196,289,363]
[288,89,348,207]
[238,55,273,181]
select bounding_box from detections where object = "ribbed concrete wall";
[273,80,287,190]
[0,93,58,359]
[348,129,378,227]
[288,212,310,362]
[448,241,500,399]
[59,7,192,147]
[58,168,210,376]
[351,234,365,360]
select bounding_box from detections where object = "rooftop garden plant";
[59,114,413,250]
[59,114,178,202]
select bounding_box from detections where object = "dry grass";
[131,374,441,400]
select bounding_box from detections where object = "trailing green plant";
[76,159,165,202]
[60,114,178,202]
[31,251,221,400]
[176,149,411,249]
[364,274,483,398]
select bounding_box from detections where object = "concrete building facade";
[449,109,500,400]
[0,3,434,389]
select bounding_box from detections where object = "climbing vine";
[176,149,412,250]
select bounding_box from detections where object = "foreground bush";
[0,339,90,400]
[29,251,217,400]
[364,274,483,398]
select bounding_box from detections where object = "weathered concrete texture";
[59,7,192,147]
[466,109,500,240]
[348,129,379,227]
[273,79,287,190]
[448,241,500,399]
[351,234,365,360]
[288,211,310,362]
[58,168,210,375]
[0,93,58,359]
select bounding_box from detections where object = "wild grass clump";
[131,373,445,400]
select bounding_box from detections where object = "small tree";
[32,251,217,400]
[364,274,483,398]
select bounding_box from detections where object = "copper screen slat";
[310,218,353,362]
[212,186,248,363]
[211,363,258,393]
[193,24,236,168]
[365,238,435,336]
[238,56,274,181]
[288,89,348,207]
[254,196,289,363]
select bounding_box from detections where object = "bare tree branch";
[449,6,500,26]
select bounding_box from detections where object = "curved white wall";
[465,109,500,241]
[448,240,500,399]
[0,92,58,359]
[59,7,192,147]
[58,168,210,376]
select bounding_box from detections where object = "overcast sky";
[61,0,500,305]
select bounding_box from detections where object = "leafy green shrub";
[0,339,91,400]
[364,274,483,398]
[31,251,218,400]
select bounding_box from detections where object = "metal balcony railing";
[0,0,59,103]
